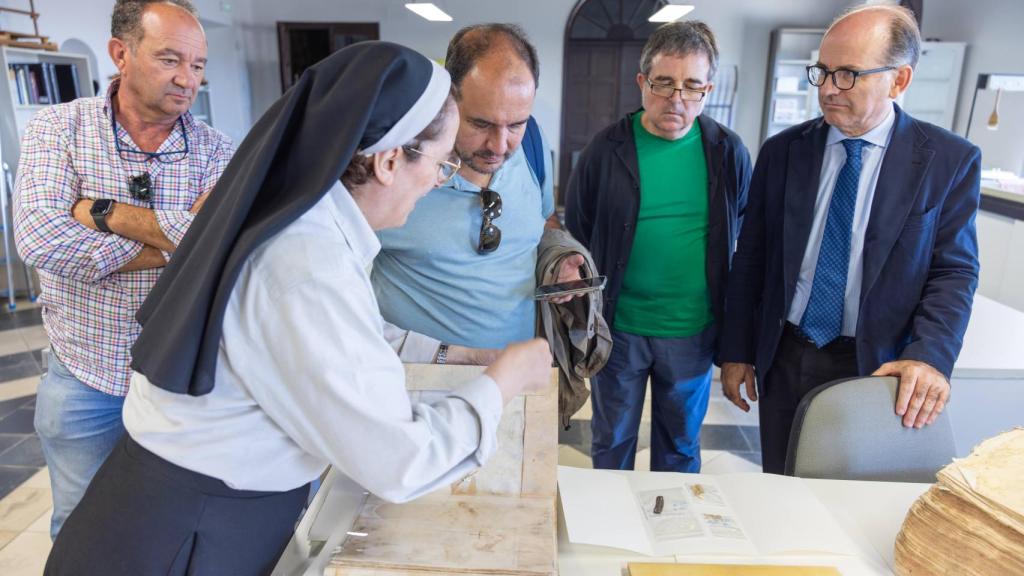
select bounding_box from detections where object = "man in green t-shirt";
[565,21,751,472]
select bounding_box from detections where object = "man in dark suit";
[720,4,980,473]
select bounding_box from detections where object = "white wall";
[239,0,857,178]
[0,0,250,143]
[239,0,576,160]
[921,0,1024,137]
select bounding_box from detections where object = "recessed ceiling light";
[649,4,695,23]
[405,3,453,22]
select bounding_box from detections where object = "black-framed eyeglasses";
[644,78,707,102]
[478,188,502,255]
[402,145,462,185]
[110,105,190,164]
[806,64,896,91]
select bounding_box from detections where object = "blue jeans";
[590,327,715,472]
[34,352,125,540]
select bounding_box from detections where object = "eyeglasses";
[806,64,896,91]
[478,188,502,255]
[128,172,153,205]
[644,78,707,102]
[403,145,462,185]
[110,105,190,164]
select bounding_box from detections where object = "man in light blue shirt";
[374,23,580,362]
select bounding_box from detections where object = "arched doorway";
[558,0,667,199]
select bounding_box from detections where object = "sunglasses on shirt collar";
[478,188,502,255]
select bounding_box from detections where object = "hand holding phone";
[534,276,607,301]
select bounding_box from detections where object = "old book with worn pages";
[895,427,1024,575]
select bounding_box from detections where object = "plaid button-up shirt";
[14,82,233,396]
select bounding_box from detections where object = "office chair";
[785,376,956,483]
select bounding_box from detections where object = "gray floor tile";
[0,407,36,434]
[0,436,45,467]
[734,451,764,467]
[0,395,29,419]
[700,424,750,452]
[0,433,25,455]
[0,464,37,500]
[739,425,761,452]
[0,350,43,381]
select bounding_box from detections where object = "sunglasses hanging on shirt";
[128,173,153,205]
[478,188,502,254]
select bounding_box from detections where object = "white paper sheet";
[558,466,862,558]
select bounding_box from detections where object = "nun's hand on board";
[485,339,553,405]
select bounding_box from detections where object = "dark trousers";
[45,434,309,576]
[591,327,715,472]
[758,323,859,474]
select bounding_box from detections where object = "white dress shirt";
[787,104,897,336]
[123,181,503,499]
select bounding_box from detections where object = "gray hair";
[445,23,540,94]
[639,21,719,80]
[112,0,199,47]
[828,4,921,69]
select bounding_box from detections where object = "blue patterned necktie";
[800,138,867,348]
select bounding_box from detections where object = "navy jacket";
[564,111,752,347]
[719,105,980,383]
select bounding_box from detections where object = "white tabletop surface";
[557,472,930,576]
[954,294,1024,376]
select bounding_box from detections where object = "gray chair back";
[785,376,955,482]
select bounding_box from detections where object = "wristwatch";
[435,343,449,365]
[90,199,116,233]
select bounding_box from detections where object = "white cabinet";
[761,28,825,143]
[976,202,1024,312]
[899,41,966,131]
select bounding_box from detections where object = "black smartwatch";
[90,199,116,233]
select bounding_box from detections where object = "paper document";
[558,466,860,557]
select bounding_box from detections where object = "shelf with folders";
[0,45,94,309]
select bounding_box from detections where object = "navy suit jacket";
[720,105,980,384]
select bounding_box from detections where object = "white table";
[558,472,930,576]
[949,294,1024,455]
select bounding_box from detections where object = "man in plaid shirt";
[13,0,232,539]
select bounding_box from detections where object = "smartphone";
[534,276,607,300]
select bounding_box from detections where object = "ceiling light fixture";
[405,3,453,22]
[649,4,695,23]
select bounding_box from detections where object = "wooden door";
[277,22,379,92]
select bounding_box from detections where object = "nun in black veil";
[45,41,552,576]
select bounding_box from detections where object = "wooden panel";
[520,374,558,498]
[328,494,556,576]
[326,366,560,575]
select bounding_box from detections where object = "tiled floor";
[0,300,52,575]
[0,299,764,574]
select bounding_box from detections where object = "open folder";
[558,466,860,557]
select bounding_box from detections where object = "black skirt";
[45,433,309,576]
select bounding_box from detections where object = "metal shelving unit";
[0,45,94,309]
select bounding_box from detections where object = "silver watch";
[435,343,449,365]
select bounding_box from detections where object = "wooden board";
[326,365,559,575]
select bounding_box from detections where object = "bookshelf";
[0,45,94,308]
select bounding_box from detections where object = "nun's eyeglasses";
[402,146,462,185]
[478,188,502,254]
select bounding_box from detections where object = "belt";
[783,322,856,348]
